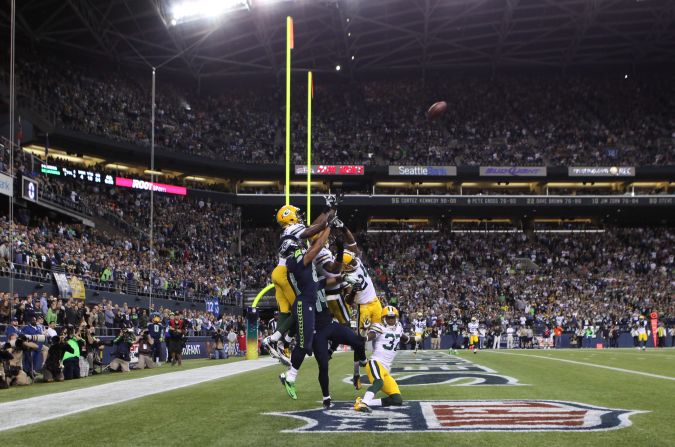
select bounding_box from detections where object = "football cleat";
[323,397,332,409]
[279,373,297,400]
[352,374,362,390]
[354,397,372,413]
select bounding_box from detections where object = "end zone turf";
[0,350,672,447]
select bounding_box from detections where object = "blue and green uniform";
[286,248,327,359]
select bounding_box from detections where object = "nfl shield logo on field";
[267,400,646,432]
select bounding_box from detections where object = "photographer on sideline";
[212,328,228,360]
[43,328,73,383]
[3,333,38,386]
[0,346,12,389]
[84,325,105,375]
[62,325,84,380]
[135,330,156,369]
[109,328,135,372]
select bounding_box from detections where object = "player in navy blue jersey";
[278,226,331,399]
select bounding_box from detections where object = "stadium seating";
[6,54,673,166]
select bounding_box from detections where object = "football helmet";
[417,312,423,318]
[276,205,303,228]
[382,305,399,328]
[342,250,357,272]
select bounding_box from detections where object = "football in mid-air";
[426,101,447,120]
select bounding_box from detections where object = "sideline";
[483,351,675,381]
[0,358,277,432]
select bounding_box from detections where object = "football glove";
[324,194,338,208]
[362,318,371,330]
[343,272,359,285]
[331,218,344,229]
[327,211,339,227]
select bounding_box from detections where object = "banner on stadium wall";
[0,172,13,197]
[69,276,86,300]
[294,165,364,175]
[115,177,187,196]
[53,272,72,298]
[388,166,457,176]
[479,166,547,177]
[568,166,635,177]
[205,299,220,316]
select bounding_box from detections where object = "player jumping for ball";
[264,196,338,363]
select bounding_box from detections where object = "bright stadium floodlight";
[170,0,248,24]
[169,0,294,24]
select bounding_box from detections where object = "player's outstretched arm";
[340,225,360,256]
[303,227,331,265]
[298,209,336,239]
[321,236,345,274]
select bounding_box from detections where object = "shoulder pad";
[370,323,385,333]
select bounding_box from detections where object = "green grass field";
[1,349,673,447]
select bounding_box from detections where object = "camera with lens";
[22,334,48,344]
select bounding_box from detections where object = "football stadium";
[0,0,673,446]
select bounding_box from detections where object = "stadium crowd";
[0,198,242,303]
[4,54,673,166]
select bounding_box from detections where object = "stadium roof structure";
[3,0,675,80]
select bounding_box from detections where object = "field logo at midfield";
[267,400,647,433]
[343,351,524,386]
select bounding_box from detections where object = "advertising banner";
[479,166,547,177]
[115,177,187,196]
[388,166,457,176]
[568,166,635,177]
[294,165,364,175]
[0,172,13,197]
[41,163,115,185]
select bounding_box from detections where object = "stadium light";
[169,0,294,24]
[335,65,341,71]
[170,0,248,24]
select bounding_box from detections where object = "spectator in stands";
[5,316,20,337]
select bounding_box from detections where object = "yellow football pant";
[271,265,296,314]
[327,296,351,325]
[638,333,648,342]
[366,359,400,396]
[469,335,479,345]
[358,299,383,332]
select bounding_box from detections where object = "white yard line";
[483,351,675,381]
[0,358,277,432]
